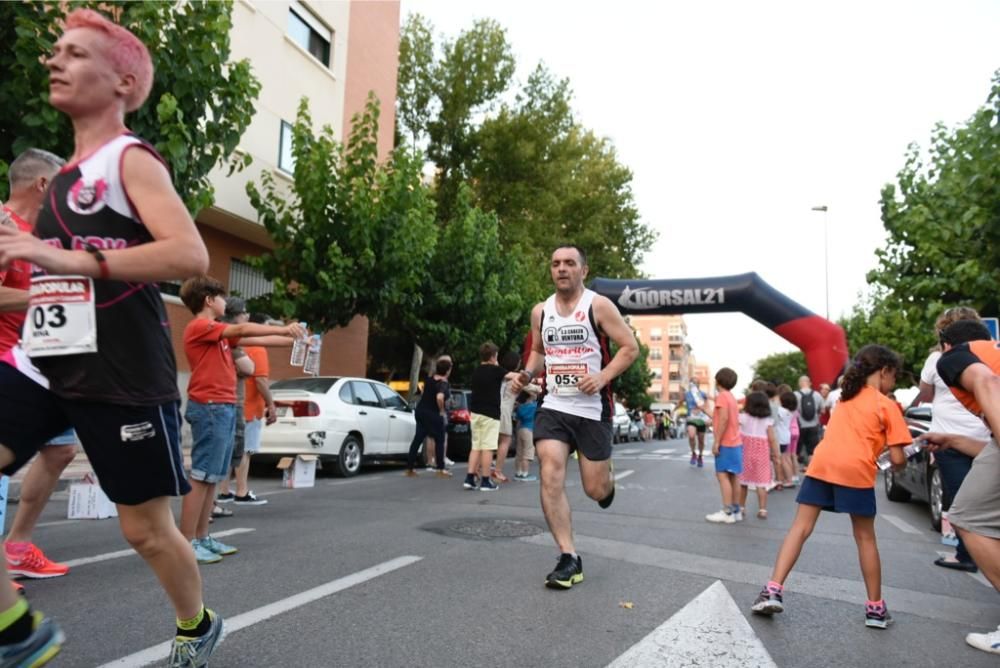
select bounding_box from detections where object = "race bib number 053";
[548,363,587,397]
[22,276,98,358]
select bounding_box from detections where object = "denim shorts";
[244,418,263,454]
[185,400,236,483]
[46,428,77,447]
[714,444,743,474]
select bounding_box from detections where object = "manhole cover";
[423,518,545,540]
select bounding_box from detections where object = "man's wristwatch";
[520,369,535,382]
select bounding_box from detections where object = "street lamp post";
[812,205,829,320]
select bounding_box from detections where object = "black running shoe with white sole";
[751,587,784,615]
[545,553,583,590]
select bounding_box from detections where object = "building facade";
[163,0,401,387]
[631,315,694,405]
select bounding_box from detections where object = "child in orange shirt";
[751,345,911,628]
[705,368,744,524]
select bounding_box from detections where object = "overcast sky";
[401,0,1000,388]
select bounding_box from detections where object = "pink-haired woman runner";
[0,9,219,666]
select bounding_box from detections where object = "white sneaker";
[445,457,455,467]
[733,510,745,522]
[966,625,1000,655]
[706,510,735,524]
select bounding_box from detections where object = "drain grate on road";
[423,518,545,541]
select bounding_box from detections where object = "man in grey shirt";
[795,376,825,463]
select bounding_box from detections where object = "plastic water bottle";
[303,334,322,376]
[876,442,923,471]
[290,322,308,367]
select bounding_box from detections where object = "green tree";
[247,96,438,334]
[856,69,1000,377]
[474,65,655,284]
[614,341,655,411]
[0,1,260,212]
[750,351,808,388]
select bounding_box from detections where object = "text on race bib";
[547,363,587,397]
[22,276,98,358]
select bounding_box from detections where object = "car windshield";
[270,377,340,394]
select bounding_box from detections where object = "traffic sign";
[983,317,999,340]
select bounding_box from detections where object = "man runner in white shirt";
[511,245,638,589]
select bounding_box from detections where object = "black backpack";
[799,390,817,422]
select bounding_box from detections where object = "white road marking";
[520,533,999,626]
[607,580,776,668]
[327,473,392,486]
[880,513,923,535]
[254,489,292,497]
[62,528,256,568]
[616,449,642,455]
[652,448,676,454]
[614,469,635,482]
[936,551,994,588]
[36,519,80,529]
[98,555,423,668]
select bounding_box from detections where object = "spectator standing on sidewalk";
[913,311,990,573]
[214,298,253,516]
[463,343,517,491]
[705,368,744,524]
[513,385,541,481]
[179,277,303,563]
[925,319,1000,655]
[737,391,780,518]
[405,356,453,478]
[795,376,826,464]
[220,311,279,506]
[493,351,523,483]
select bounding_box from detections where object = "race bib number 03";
[22,276,98,358]
[548,363,587,397]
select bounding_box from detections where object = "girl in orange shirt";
[751,345,911,629]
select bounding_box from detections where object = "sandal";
[757,509,768,519]
[212,505,233,518]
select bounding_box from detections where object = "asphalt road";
[12,436,1000,667]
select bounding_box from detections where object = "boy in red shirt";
[179,277,303,563]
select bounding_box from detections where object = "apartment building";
[630,315,694,405]
[163,0,400,384]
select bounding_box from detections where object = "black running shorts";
[533,407,613,461]
[0,363,190,505]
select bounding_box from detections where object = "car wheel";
[883,469,911,502]
[928,466,943,531]
[336,435,363,477]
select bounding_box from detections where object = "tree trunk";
[407,343,424,401]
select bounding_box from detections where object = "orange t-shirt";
[713,389,742,446]
[184,318,239,404]
[244,346,270,421]
[937,340,1000,416]
[806,385,911,488]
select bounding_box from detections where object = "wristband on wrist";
[84,243,110,280]
[520,369,535,381]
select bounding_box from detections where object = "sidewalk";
[8,450,193,501]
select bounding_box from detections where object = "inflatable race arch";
[589,273,849,386]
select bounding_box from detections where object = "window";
[349,381,381,407]
[651,368,663,380]
[229,259,273,300]
[278,121,295,173]
[650,328,662,342]
[288,1,331,66]
[272,377,340,393]
[375,384,408,411]
[649,347,662,361]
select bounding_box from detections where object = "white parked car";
[258,376,416,477]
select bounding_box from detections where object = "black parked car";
[883,405,943,531]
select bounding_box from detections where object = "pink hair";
[64,9,154,112]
